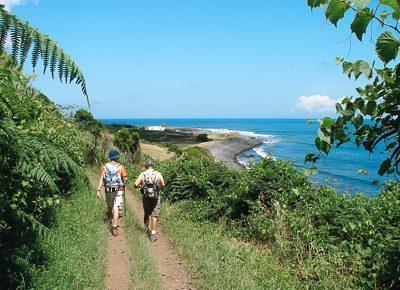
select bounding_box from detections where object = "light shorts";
[105,190,124,208]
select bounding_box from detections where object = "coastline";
[177,128,262,170]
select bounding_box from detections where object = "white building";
[146,125,166,131]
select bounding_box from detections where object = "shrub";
[159,152,400,288]
[196,133,209,142]
[114,128,141,163]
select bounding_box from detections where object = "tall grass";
[30,182,108,289]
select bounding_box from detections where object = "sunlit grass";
[30,182,108,289]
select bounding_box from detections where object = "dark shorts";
[142,196,160,218]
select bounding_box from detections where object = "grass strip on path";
[31,181,108,289]
[124,197,162,290]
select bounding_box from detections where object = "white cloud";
[0,0,39,11]
[295,94,342,114]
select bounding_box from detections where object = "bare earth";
[125,188,193,290]
[105,220,131,290]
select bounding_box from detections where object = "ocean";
[101,118,392,196]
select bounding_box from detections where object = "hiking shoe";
[149,232,157,242]
[112,227,119,236]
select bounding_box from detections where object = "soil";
[105,220,131,290]
[125,188,194,290]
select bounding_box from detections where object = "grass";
[160,202,300,289]
[30,181,108,289]
[124,196,162,290]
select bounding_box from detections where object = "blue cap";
[109,149,120,160]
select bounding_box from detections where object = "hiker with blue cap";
[96,149,128,236]
[134,159,165,242]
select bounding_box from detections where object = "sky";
[3,0,379,119]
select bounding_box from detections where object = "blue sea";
[101,118,392,196]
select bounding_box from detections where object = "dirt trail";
[125,188,193,290]
[88,172,131,290]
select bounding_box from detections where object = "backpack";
[141,170,160,199]
[103,162,123,191]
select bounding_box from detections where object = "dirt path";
[125,188,193,290]
[88,172,131,290]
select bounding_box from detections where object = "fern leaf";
[49,42,57,79]
[19,26,32,69]
[31,32,41,71]
[10,17,21,63]
[0,10,10,52]
[41,37,50,74]
[57,50,65,82]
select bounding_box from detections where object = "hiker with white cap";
[134,160,165,242]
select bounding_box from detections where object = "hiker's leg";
[150,197,160,232]
[150,216,157,231]
[142,197,150,229]
[107,207,113,219]
[112,202,119,228]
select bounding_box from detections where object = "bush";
[0,57,92,288]
[196,133,209,142]
[160,142,183,156]
[114,128,141,163]
[159,153,400,288]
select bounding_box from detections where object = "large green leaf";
[325,0,351,26]
[350,8,373,41]
[375,31,399,64]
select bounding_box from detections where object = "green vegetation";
[162,203,304,289]
[196,133,210,142]
[31,181,108,289]
[182,146,210,160]
[114,127,141,163]
[0,8,102,288]
[124,199,162,290]
[306,1,400,176]
[74,109,109,164]
[159,142,183,156]
[158,153,400,288]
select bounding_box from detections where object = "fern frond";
[31,31,41,71]
[49,42,57,79]
[19,25,32,69]
[10,17,21,63]
[41,37,50,73]
[0,6,90,107]
[0,9,10,52]
[57,50,65,82]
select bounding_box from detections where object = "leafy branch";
[306,0,400,177]
[0,5,89,107]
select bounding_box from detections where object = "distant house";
[146,125,166,131]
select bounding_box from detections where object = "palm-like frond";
[0,6,90,108]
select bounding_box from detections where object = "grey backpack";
[141,171,160,199]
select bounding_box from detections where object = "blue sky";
[6,0,377,118]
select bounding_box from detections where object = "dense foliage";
[74,109,109,164]
[114,127,141,163]
[306,0,400,177]
[0,57,92,288]
[196,133,209,142]
[160,153,400,288]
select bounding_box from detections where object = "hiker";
[96,149,128,237]
[134,160,165,242]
